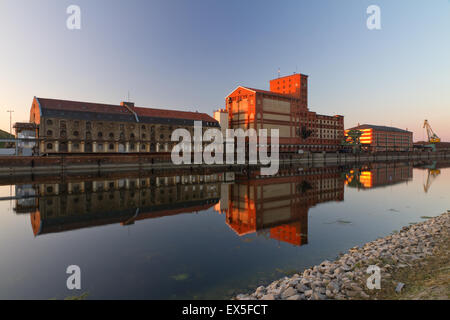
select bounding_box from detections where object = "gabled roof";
[134,106,216,122]
[35,97,217,124]
[36,98,130,115]
[225,86,301,100]
[348,124,411,133]
[242,87,296,99]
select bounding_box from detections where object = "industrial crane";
[423,162,441,193]
[423,120,441,143]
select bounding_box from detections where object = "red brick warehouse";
[225,73,345,153]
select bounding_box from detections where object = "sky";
[0,0,449,141]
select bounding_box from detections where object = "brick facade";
[29,97,219,155]
[225,74,344,152]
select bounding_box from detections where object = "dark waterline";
[0,161,449,300]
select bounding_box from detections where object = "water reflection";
[216,167,345,246]
[9,162,447,241]
[7,164,414,244]
[345,162,413,189]
[17,173,224,236]
[1,160,450,299]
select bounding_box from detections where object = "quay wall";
[0,151,449,176]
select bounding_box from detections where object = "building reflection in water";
[215,167,345,247]
[345,162,413,189]
[12,167,348,247]
[17,172,224,236]
[8,161,450,249]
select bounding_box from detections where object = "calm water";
[0,161,449,300]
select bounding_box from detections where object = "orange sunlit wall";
[344,128,373,144]
[345,126,413,151]
[269,74,308,105]
[225,74,345,152]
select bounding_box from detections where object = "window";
[109,132,114,139]
[60,130,66,138]
[109,144,114,150]
[98,132,103,139]
[142,133,146,139]
[47,130,53,136]
[73,131,79,137]
[130,133,135,139]
[47,143,53,150]
[142,125,146,130]
[46,119,53,126]
[86,122,92,130]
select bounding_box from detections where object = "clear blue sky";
[1,0,449,141]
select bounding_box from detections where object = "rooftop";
[35,97,217,123]
[348,124,412,133]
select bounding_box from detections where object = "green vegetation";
[0,129,14,148]
[362,233,449,300]
[64,292,89,300]
[171,273,190,281]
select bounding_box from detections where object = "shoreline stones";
[235,212,449,300]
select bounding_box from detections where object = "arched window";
[130,133,135,139]
[142,133,146,139]
[47,143,53,150]
[47,130,53,136]
[109,132,114,139]
[46,119,53,126]
[73,131,79,137]
[98,132,103,139]
[60,130,66,138]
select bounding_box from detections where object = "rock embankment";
[235,212,449,300]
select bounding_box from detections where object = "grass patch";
[64,292,89,300]
[171,273,190,281]
[363,234,449,300]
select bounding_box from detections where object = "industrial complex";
[222,74,345,153]
[1,72,447,158]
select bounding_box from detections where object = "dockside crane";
[423,120,441,143]
[423,161,441,193]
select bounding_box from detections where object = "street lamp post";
[7,110,14,135]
